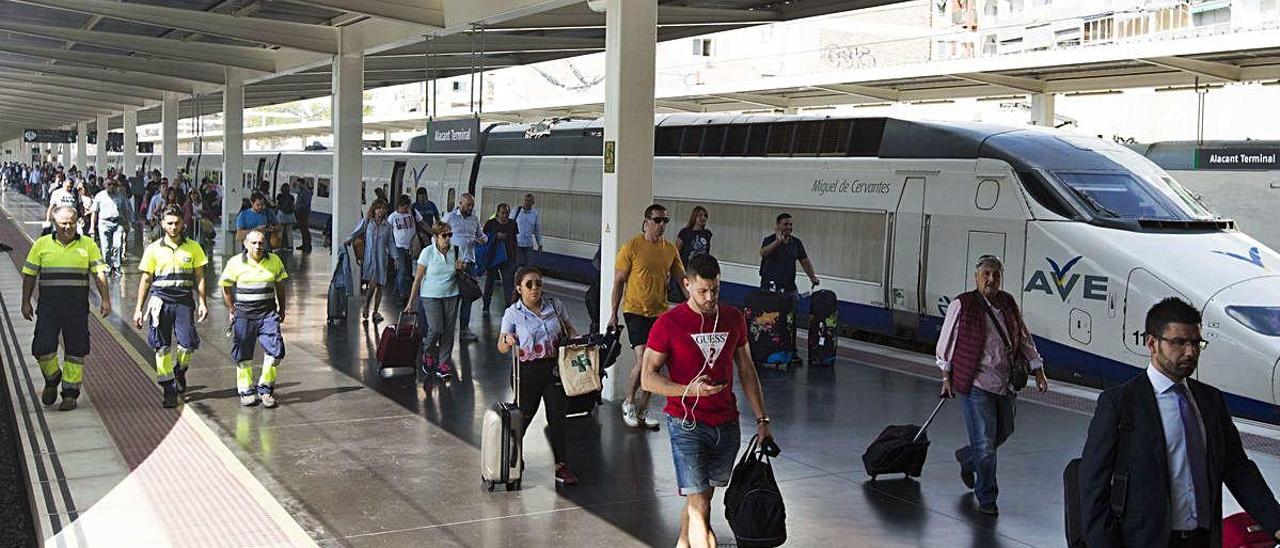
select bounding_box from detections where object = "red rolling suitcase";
[1223,512,1277,548]
[376,312,420,379]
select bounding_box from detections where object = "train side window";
[655,127,682,156]
[681,126,705,156]
[702,125,727,156]
[447,188,456,211]
[793,121,822,156]
[723,125,749,156]
[317,178,331,198]
[361,181,367,205]
[819,120,852,156]
[745,125,769,156]
[1016,170,1076,219]
[766,123,795,156]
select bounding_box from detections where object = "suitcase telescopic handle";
[911,397,948,444]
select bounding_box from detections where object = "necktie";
[1172,383,1213,529]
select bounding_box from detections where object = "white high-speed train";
[96,116,1280,422]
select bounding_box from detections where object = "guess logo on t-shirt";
[690,332,729,367]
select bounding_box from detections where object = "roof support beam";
[655,99,705,113]
[483,4,780,30]
[0,81,148,107]
[0,112,75,125]
[0,59,195,94]
[9,99,115,117]
[383,34,601,56]
[1138,56,1242,83]
[0,70,166,100]
[0,88,131,112]
[949,72,1045,93]
[0,21,278,73]
[709,92,790,109]
[281,0,444,28]
[809,84,901,102]
[363,54,523,71]
[13,0,340,54]
[0,44,236,85]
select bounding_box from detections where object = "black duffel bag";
[724,435,786,548]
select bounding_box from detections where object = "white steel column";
[1030,93,1055,127]
[95,115,109,174]
[331,28,364,270]
[162,91,179,178]
[223,68,245,255]
[123,110,138,178]
[599,0,657,398]
[75,121,87,171]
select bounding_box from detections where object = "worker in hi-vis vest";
[134,205,209,408]
[21,205,111,411]
[219,228,289,408]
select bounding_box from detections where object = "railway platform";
[3,188,1280,548]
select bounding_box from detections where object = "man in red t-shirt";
[643,253,774,548]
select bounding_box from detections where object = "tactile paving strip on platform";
[0,210,303,547]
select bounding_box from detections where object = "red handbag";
[1223,512,1277,548]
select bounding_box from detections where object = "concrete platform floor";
[5,189,1280,547]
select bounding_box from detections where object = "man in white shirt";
[441,193,487,341]
[90,178,132,277]
[387,195,423,300]
[46,175,80,224]
[513,193,543,267]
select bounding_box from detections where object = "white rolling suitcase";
[481,352,523,491]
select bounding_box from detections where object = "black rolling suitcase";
[862,398,946,480]
[807,289,838,366]
[744,290,796,367]
[481,352,523,491]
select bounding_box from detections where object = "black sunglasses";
[439,232,453,237]
[648,216,671,224]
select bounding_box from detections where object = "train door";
[390,161,406,202]
[1123,268,1189,357]
[889,176,926,317]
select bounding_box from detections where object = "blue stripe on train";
[538,250,1280,422]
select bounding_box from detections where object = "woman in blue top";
[405,222,464,379]
[345,199,396,323]
[497,266,579,486]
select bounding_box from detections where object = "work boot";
[58,389,79,412]
[41,371,62,406]
[161,381,179,409]
[174,368,187,393]
[258,385,277,409]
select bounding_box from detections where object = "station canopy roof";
[0,0,906,140]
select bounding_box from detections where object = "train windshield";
[1049,141,1215,221]
[1226,306,1280,337]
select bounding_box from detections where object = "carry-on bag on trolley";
[862,397,947,480]
[807,289,838,366]
[481,351,523,491]
[376,312,420,379]
[744,290,796,367]
[327,246,354,325]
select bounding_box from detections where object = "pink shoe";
[435,361,452,380]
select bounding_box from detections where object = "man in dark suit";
[1079,297,1280,548]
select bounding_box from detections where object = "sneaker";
[978,503,999,516]
[554,463,578,486]
[260,392,278,409]
[435,361,452,380]
[58,396,78,412]
[641,410,661,430]
[372,312,384,323]
[956,449,975,489]
[174,369,187,393]
[420,354,437,378]
[161,382,179,408]
[41,372,61,406]
[239,392,259,407]
[621,401,640,428]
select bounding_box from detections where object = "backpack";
[724,436,786,548]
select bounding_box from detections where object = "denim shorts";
[666,415,740,496]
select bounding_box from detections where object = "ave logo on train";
[1023,255,1108,302]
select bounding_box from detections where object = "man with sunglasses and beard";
[609,203,687,430]
[1079,298,1280,548]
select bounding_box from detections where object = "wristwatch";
[756,416,771,424]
